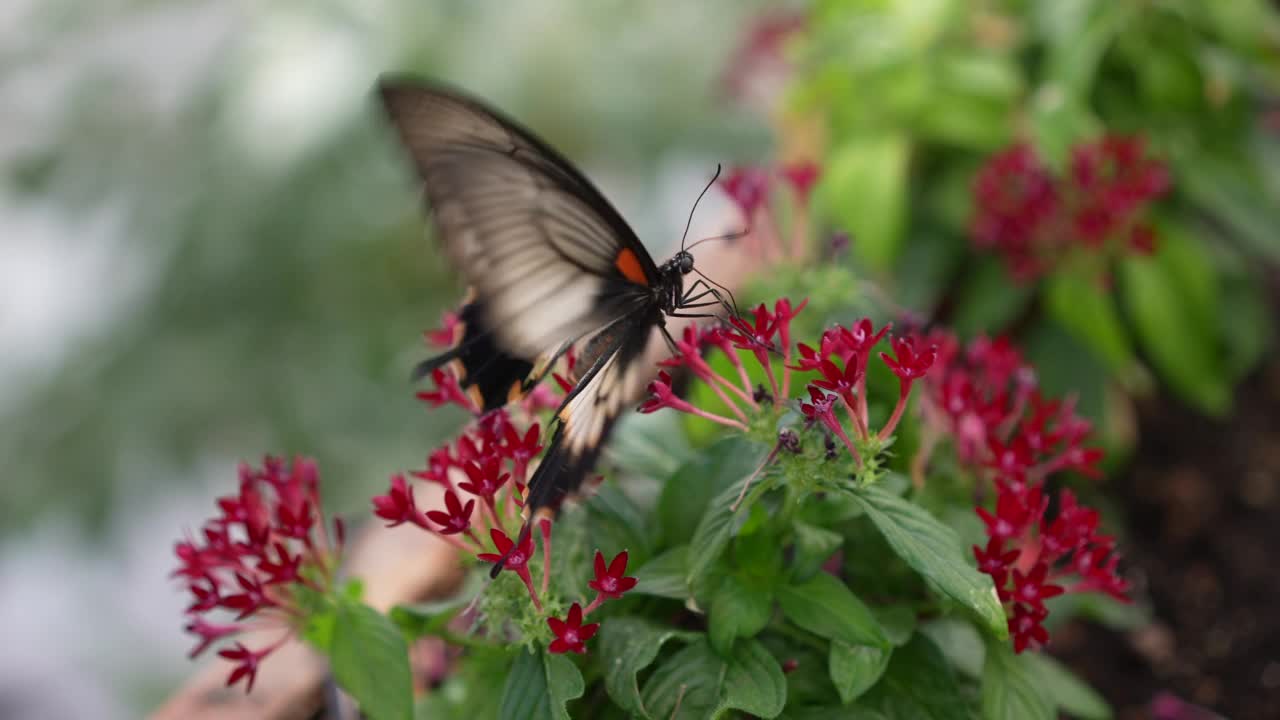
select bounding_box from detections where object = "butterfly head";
[668,250,695,276]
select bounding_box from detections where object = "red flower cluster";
[796,320,936,464]
[545,549,637,654]
[373,410,539,543]
[973,486,1129,652]
[914,333,1127,651]
[971,136,1170,280]
[173,457,344,692]
[643,299,937,480]
[372,405,636,653]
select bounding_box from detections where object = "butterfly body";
[377,77,721,571]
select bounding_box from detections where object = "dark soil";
[1052,360,1280,720]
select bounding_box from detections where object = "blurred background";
[4,0,1280,718]
[0,2,771,717]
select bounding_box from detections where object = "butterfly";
[376,76,737,574]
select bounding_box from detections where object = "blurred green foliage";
[798,0,1279,419]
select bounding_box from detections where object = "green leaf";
[640,637,785,719]
[709,573,774,655]
[777,572,888,648]
[606,411,693,481]
[587,483,652,565]
[864,634,968,720]
[599,618,700,718]
[1177,151,1280,262]
[780,708,887,720]
[330,602,413,720]
[498,648,585,720]
[920,618,985,679]
[981,642,1054,720]
[1022,652,1112,720]
[951,257,1034,338]
[686,440,771,586]
[391,573,484,640]
[1122,253,1230,415]
[872,606,917,647]
[1039,0,1131,99]
[1218,263,1272,381]
[849,485,1007,639]
[658,438,756,547]
[721,638,788,718]
[1044,270,1140,386]
[1028,88,1099,169]
[822,133,910,272]
[829,641,892,704]
[631,544,690,599]
[640,639,730,719]
[791,520,844,582]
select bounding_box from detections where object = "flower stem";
[705,376,750,424]
[710,370,759,410]
[687,406,750,432]
[583,593,606,616]
[878,382,913,441]
[538,519,552,599]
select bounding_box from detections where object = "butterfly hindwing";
[493,316,653,577]
[413,301,535,412]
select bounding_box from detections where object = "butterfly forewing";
[378,77,674,544]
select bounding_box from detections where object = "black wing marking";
[412,300,533,412]
[490,317,652,576]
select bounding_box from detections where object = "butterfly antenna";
[680,164,723,253]
[685,227,749,252]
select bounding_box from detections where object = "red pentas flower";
[971,135,1170,280]
[910,332,1127,652]
[719,166,771,218]
[416,367,478,413]
[425,490,476,537]
[779,162,821,202]
[547,603,600,655]
[173,456,343,692]
[373,474,429,529]
[587,550,638,606]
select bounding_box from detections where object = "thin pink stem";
[825,418,862,467]
[756,206,785,262]
[878,382,913,441]
[781,350,793,399]
[840,394,869,441]
[721,350,758,403]
[481,496,501,528]
[761,357,780,400]
[790,205,809,263]
[583,593,606,616]
[856,374,870,430]
[711,370,759,409]
[686,405,749,432]
[704,376,750,424]
[516,568,542,612]
[538,519,552,598]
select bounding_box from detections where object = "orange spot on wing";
[614,248,649,285]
